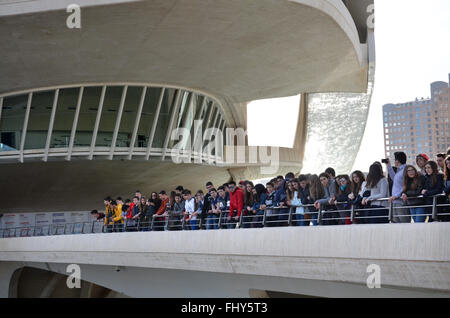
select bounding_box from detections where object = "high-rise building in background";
[383,74,450,163]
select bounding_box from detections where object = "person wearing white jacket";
[183,190,198,230]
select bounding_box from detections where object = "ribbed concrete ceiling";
[0,0,367,106]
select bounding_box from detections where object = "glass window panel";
[50,87,79,148]
[169,92,195,149]
[152,88,177,149]
[74,86,102,147]
[24,90,55,150]
[0,94,28,151]
[134,87,164,148]
[96,86,123,147]
[116,86,142,147]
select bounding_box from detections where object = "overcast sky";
[248,0,450,173]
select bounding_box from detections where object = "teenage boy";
[216,186,229,228]
[110,200,124,232]
[103,197,113,232]
[153,191,169,231]
[274,176,288,226]
[260,182,276,227]
[437,153,445,172]
[135,190,142,200]
[227,181,244,229]
[196,190,205,228]
[183,190,197,230]
[200,182,214,229]
[206,188,220,230]
[125,196,140,231]
[386,152,409,223]
[90,210,105,221]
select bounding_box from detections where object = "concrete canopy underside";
[0,0,367,127]
[0,160,231,213]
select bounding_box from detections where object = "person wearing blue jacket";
[261,182,277,227]
[251,184,267,228]
[206,188,220,230]
[216,186,229,228]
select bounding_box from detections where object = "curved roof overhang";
[0,0,369,127]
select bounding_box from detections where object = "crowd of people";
[91,148,450,232]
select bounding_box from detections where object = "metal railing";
[1,194,449,238]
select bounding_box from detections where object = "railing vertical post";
[262,209,267,228]
[288,207,293,226]
[151,216,155,232]
[388,200,394,223]
[165,213,170,231]
[217,211,222,229]
[350,204,355,224]
[432,195,438,221]
[317,208,322,225]
[238,210,244,229]
[198,214,203,230]
[181,213,186,230]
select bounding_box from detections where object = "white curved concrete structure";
[0,0,376,213]
[1,223,449,297]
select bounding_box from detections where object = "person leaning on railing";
[260,182,276,227]
[422,160,445,222]
[348,171,366,224]
[125,196,140,232]
[287,178,308,226]
[315,173,337,226]
[308,175,323,226]
[385,152,409,224]
[251,184,267,228]
[243,181,255,228]
[205,188,220,230]
[168,193,184,231]
[153,191,169,231]
[360,163,390,224]
[334,175,353,225]
[216,186,229,228]
[105,200,123,232]
[227,181,244,229]
[443,155,450,222]
[401,165,426,223]
[137,197,148,231]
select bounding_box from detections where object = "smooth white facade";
[1,223,449,297]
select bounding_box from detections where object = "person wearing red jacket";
[227,181,244,229]
[152,190,169,231]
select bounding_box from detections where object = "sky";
[247,0,450,173]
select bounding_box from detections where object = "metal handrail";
[1,194,449,238]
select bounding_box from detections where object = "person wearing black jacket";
[146,192,161,231]
[297,175,311,224]
[334,175,352,225]
[200,182,214,229]
[442,155,450,222]
[401,165,426,223]
[422,161,445,222]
